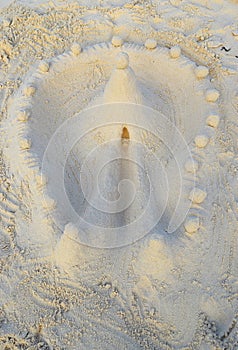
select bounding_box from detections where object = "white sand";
[0,0,238,349]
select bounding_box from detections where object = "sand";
[0,0,238,349]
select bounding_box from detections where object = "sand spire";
[103,52,144,104]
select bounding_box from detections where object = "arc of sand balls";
[184,66,221,235]
[15,95,55,213]
[10,39,222,235]
[74,50,214,239]
[14,46,94,217]
[18,52,78,201]
[133,40,215,236]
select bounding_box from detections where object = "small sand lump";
[19,138,31,150]
[17,110,30,122]
[116,52,129,69]
[189,188,207,204]
[71,43,82,56]
[206,114,220,128]
[64,223,79,240]
[184,216,200,233]
[185,159,199,173]
[145,38,157,50]
[195,135,209,148]
[170,46,181,58]
[24,86,36,97]
[36,174,48,188]
[206,89,220,102]
[39,61,50,73]
[112,36,123,47]
[43,196,56,210]
[2,18,11,27]
[195,66,209,79]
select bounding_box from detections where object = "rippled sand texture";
[1,1,238,349]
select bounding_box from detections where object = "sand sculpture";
[0,1,238,349]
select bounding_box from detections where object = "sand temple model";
[1,1,238,349]
[5,47,210,249]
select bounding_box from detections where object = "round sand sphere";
[17,110,30,122]
[195,135,209,148]
[71,43,82,56]
[189,188,207,204]
[184,216,200,233]
[39,61,50,73]
[116,52,129,69]
[206,114,220,128]
[206,89,220,102]
[24,86,36,97]
[19,138,31,150]
[170,46,181,58]
[145,38,157,50]
[112,36,123,47]
[195,66,209,79]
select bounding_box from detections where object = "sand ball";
[19,138,31,150]
[39,61,50,73]
[195,135,209,148]
[184,216,200,233]
[112,36,123,47]
[116,52,129,69]
[170,46,181,58]
[206,114,220,128]
[71,43,82,56]
[23,86,36,97]
[17,110,30,122]
[206,89,220,102]
[189,188,207,204]
[195,66,209,79]
[145,38,157,50]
